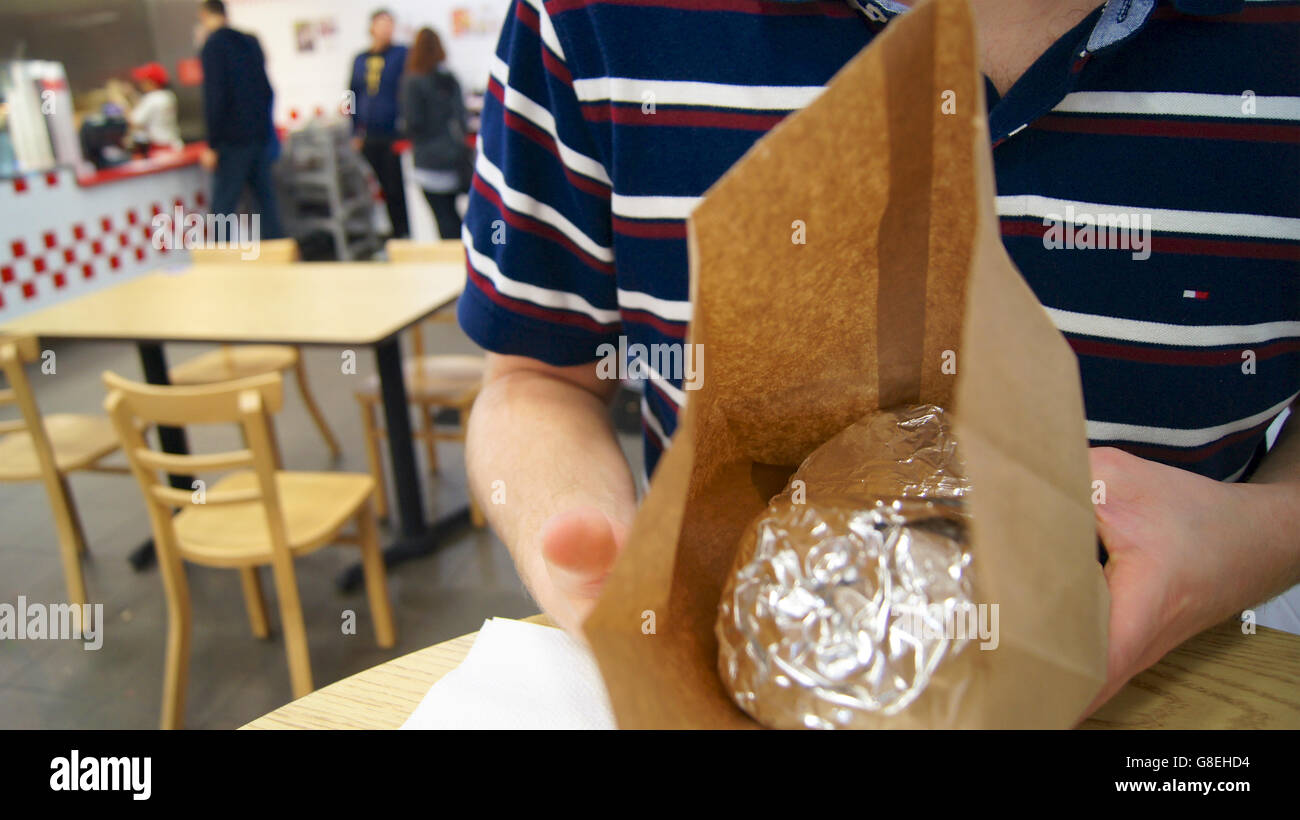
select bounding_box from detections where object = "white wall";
[225,0,509,127]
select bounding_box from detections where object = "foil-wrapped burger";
[716,405,976,729]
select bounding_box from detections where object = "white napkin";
[401,618,617,730]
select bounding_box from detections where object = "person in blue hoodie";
[196,0,285,242]
[349,8,410,239]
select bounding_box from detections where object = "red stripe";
[1000,218,1300,262]
[472,175,615,275]
[647,375,681,409]
[546,0,854,17]
[1104,418,1273,465]
[583,103,788,131]
[1150,4,1300,23]
[504,111,611,198]
[516,0,541,32]
[612,216,687,239]
[1034,114,1300,144]
[542,47,572,86]
[465,263,618,334]
[487,78,611,200]
[620,307,687,338]
[1067,336,1300,366]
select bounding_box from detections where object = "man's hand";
[465,353,638,643]
[538,507,630,636]
[1083,446,1293,716]
[199,147,218,171]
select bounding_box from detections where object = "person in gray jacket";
[400,28,472,240]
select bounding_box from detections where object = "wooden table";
[243,617,1300,730]
[2,262,468,584]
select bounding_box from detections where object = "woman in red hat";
[126,62,183,153]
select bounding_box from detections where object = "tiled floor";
[0,323,643,728]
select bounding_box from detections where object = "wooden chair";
[103,370,396,729]
[356,240,485,526]
[169,239,341,460]
[0,335,128,612]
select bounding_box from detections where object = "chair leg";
[45,475,88,609]
[292,355,342,460]
[419,404,439,474]
[357,397,389,519]
[158,553,192,730]
[238,566,271,639]
[267,557,313,699]
[357,505,397,648]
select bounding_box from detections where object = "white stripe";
[463,225,620,325]
[616,288,693,322]
[474,153,614,263]
[489,57,612,187]
[611,192,701,221]
[641,395,669,448]
[1043,306,1300,348]
[521,0,566,61]
[571,76,825,111]
[997,194,1300,240]
[1055,91,1300,121]
[1223,460,1251,484]
[1087,391,1300,448]
[641,362,687,408]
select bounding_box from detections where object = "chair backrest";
[189,238,300,265]
[384,239,465,357]
[0,335,62,482]
[102,370,291,561]
[384,239,464,264]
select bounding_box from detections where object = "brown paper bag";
[583,0,1109,729]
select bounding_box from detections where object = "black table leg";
[336,336,470,591]
[128,343,193,571]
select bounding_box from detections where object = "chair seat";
[357,354,485,403]
[0,414,120,481]
[172,470,374,567]
[169,346,299,385]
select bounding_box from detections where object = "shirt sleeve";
[457,0,620,367]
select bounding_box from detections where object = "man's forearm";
[466,365,637,615]
[1241,403,1300,599]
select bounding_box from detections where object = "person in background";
[120,63,183,154]
[400,28,471,240]
[349,8,410,239]
[195,0,285,242]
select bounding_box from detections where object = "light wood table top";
[244,616,1300,730]
[1,262,466,346]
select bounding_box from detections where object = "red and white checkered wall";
[0,165,206,320]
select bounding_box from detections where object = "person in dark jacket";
[400,28,471,240]
[196,0,285,242]
[349,9,410,239]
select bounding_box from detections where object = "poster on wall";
[295,17,340,54]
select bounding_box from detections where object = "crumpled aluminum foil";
[716,404,975,729]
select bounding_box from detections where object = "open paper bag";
[584,0,1109,729]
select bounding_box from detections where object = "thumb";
[540,507,627,601]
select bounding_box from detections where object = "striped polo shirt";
[458,0,1300,483]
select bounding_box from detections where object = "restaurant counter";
[0,144,206,321]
